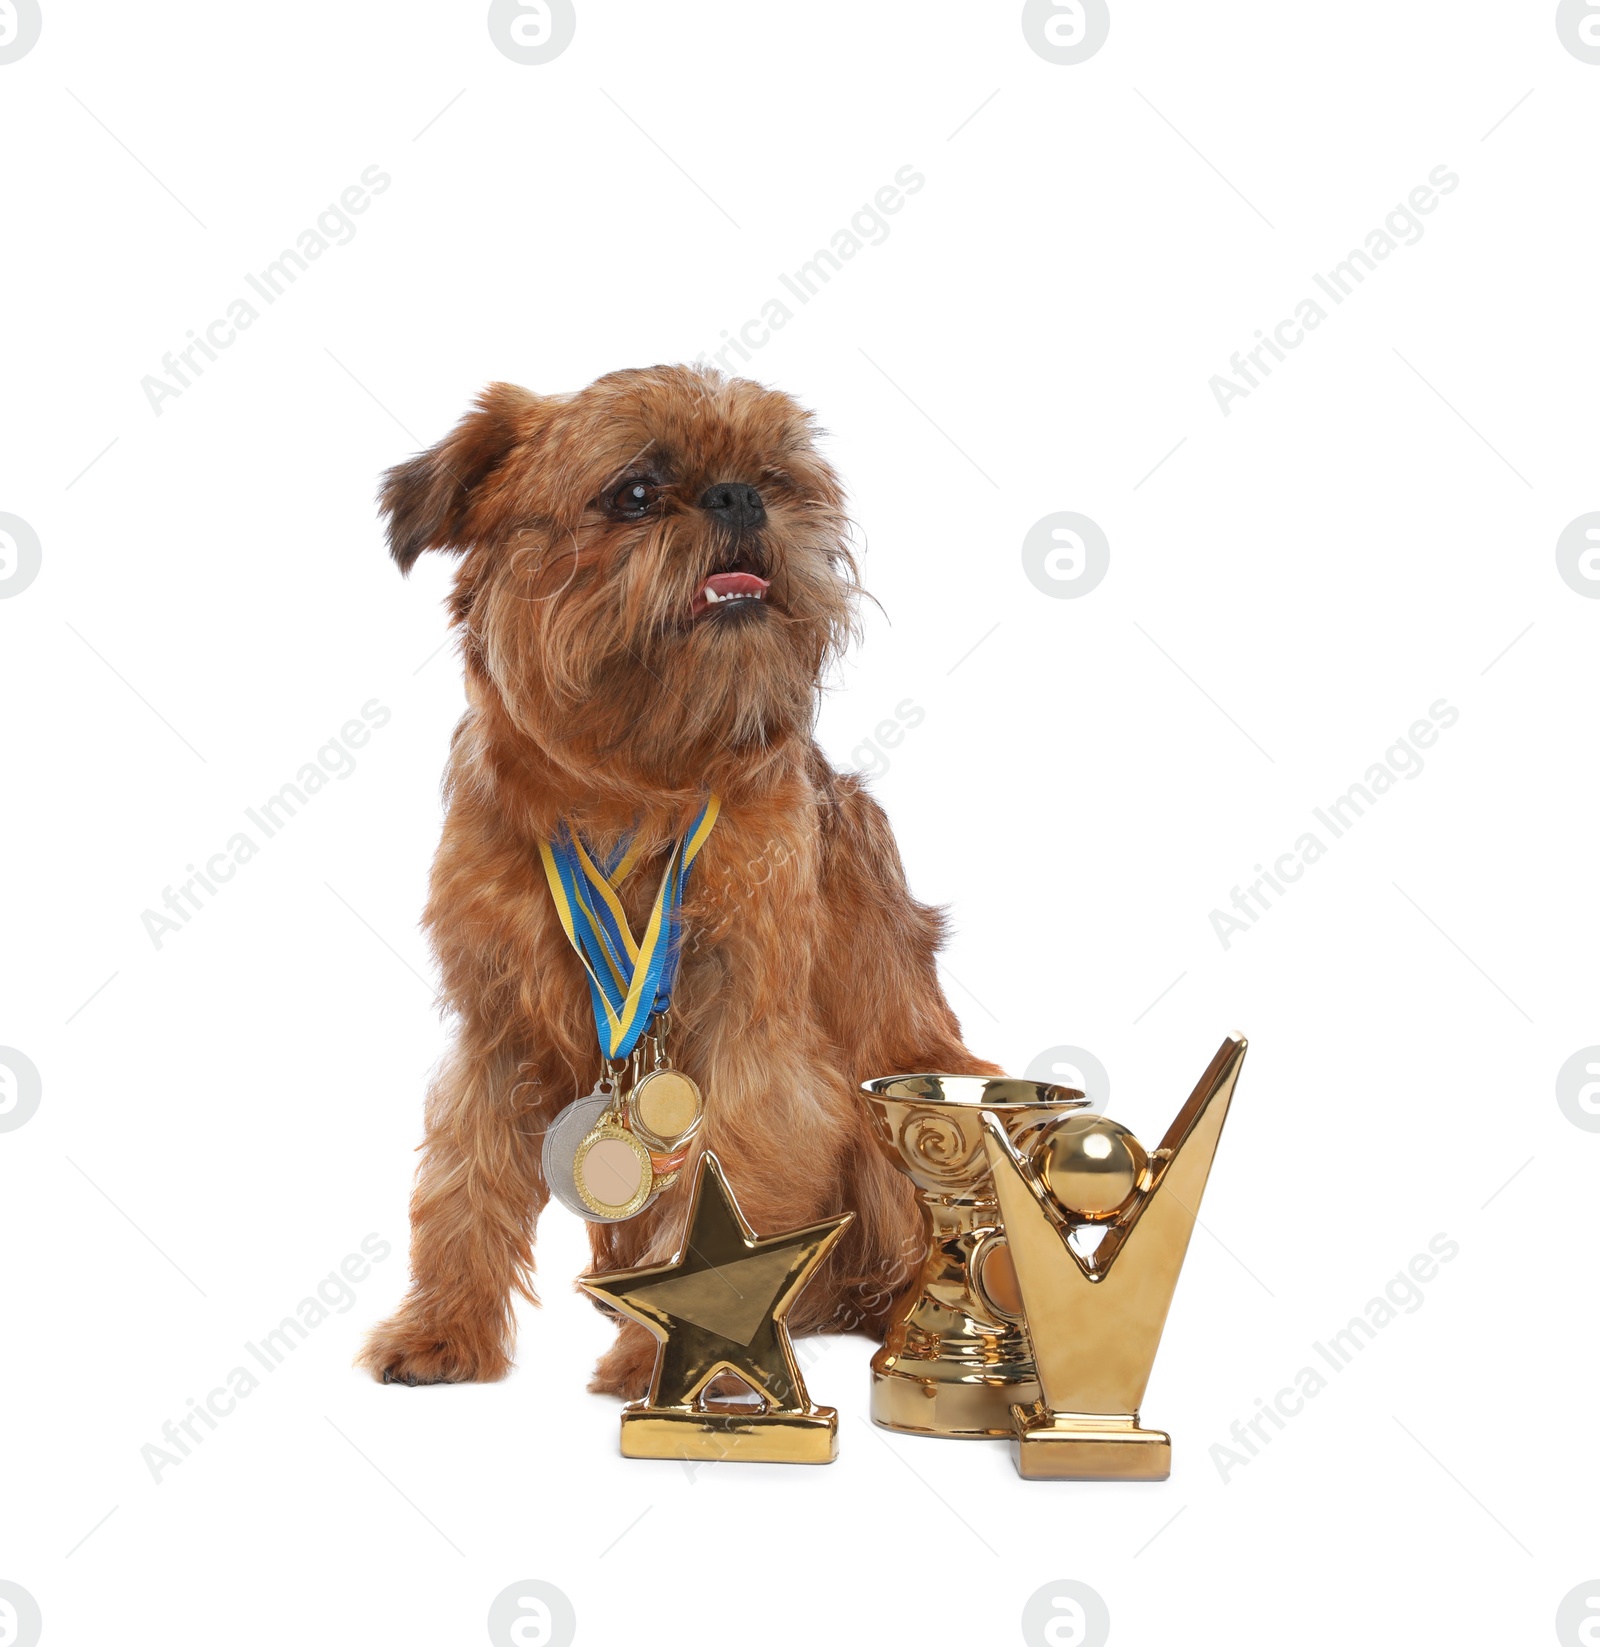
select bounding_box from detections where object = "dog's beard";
[479,512,855,787]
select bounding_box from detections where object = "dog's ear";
[380,382,541,573]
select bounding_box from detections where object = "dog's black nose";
[699,482,765,530]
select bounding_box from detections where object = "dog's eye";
[608,480,658,519]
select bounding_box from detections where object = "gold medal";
[627,1066,704,1153]
[573,1117,656,1220]
[625,1018,704,1155]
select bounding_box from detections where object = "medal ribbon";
[537,797,719,1061]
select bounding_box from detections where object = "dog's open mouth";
[691,570,770,619]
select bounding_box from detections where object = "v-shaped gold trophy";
[980,1035,1248,1480]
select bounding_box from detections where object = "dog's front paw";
[358,1313,512,1386]
[589,1321,658,1401]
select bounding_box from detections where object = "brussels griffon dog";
[360,364,998,1396]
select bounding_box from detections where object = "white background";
[2,3,1597,1643]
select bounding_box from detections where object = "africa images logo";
[0,1048,42,1133]
[1556,0,1600,62]
[1556,513,1600,598]
[0,1582,43,1647]
[0,0,43,65]
[488,0,576,64]
[0,514,42,599]
[1021,0,1111,65]
[1022,512,1110,599]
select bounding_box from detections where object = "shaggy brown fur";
[359,364,998,1397]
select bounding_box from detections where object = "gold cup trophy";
[859,1074,1089,1438]
[863,1036,1247,1479]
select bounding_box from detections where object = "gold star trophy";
[580,1151,852,1464]
[980,1035,1249,1480]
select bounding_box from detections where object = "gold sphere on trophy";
[1031,1114,1149,1221]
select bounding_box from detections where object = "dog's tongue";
[692,571,769,616]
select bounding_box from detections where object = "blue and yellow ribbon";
[538,797,719,1061]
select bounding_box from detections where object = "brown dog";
[359,364,998,1396]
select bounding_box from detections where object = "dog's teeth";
[698,582,766,610]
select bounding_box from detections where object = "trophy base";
[871,1362,1042,1439]
[1010,1404,1172,1480]
[620,1404,839,1464]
